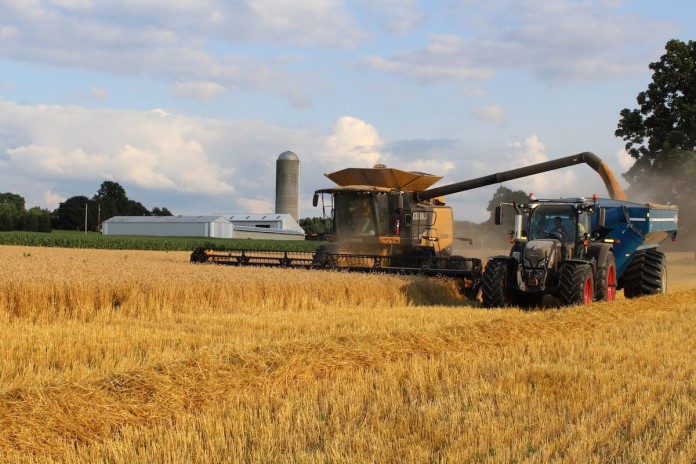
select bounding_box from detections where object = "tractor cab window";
[334,192,388,237]
[529,206,578,243]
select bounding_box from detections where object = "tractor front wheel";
[595,253,617,301]
[558,263,594,306]
[481,259,515,308]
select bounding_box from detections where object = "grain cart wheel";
[622,250,667,298]
[558,263,594,306]
[481,259,515,308]
[595,252,617,301]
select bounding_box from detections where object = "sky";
[0,0,694,223]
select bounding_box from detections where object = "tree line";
[0,181,172,232]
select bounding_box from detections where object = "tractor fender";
[585,243,614,271]
[483,255,516,271]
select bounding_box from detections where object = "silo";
[275,151,300,220]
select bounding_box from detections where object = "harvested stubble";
[0,246,695,463]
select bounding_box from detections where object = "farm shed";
[102,216,234,238]
[228,213,305,241]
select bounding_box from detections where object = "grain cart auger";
[482,196,678,308]
[191,151,633,298]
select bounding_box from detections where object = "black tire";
[595,252,617,301]
[190,247,210,263]
[558,263,594,306]
[481,259,514,308]
[622,250,667,298]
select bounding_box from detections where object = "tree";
[93,181,129,222]
[299,217,332,237]
[56,196,96,231]
[0,192,26,230]
[23,207,52,232]
[615,39,696,243]
[152,207,173,216]
[485,186,529,223]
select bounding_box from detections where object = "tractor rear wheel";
[595,252,617,301]
[622,250,667,298]
[558,263,594,306]
[481,259,514,308]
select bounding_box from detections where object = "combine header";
[191,151,678,304]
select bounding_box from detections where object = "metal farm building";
[228,213,305,241]
[102,216,234,238]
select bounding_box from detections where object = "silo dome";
[275,151,300,220]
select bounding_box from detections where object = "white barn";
[228,213,305,241]
[102,216,234,238]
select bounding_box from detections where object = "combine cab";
[482,196,678,307]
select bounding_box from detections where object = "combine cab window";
[334,193,388,237]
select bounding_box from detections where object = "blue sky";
[0,0,693,222]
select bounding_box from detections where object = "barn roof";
[103,216,230,224]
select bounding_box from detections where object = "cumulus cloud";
[0,101,236,201]
[471,105,506,125]
[43,189,66,211]
[505,135,577,196]
[321,116,385,169]
[0,0,367,106]
[364,1,674,84]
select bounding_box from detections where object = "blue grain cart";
[483,196,678,307]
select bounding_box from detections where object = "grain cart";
[191,152,628,297]
[482,196,678,307]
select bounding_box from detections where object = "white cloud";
[365,34,495,84]
[173,81,227,100]
[43,189,66,210]
[364,1,674,85]
[321,116,385,169]
[505,135,577,196]
[237,198,274,214]
[470,105,506,125]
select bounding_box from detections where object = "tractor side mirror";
[312,193,319,207]
[597,208,606,228]
[494,206,503,225]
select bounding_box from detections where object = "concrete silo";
[275,151,300,220]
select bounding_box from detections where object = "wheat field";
[0,245,695,463]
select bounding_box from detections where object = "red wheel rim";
[606,265,616,301]
[583,276,593,304]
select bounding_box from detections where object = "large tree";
[0,192,26,230]
[615,39,696,243]
[615,39,696,201]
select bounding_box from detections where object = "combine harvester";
[191,152,678,305]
